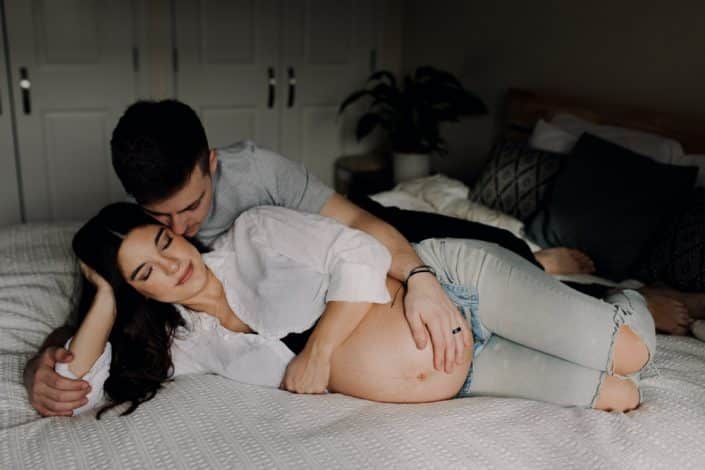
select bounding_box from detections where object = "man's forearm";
[320,194,422,281]
[348,211,424,281]
[23,324,76,383]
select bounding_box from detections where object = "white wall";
[402,0,705,182]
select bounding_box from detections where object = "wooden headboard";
[503,88,705,154]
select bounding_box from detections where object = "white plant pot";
[392,152,431,183]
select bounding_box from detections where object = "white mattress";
[1,220,705,469]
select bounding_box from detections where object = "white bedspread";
[1,222,705,469]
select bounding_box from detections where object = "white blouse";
[57,206,392,415]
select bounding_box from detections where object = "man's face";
[141,150,217,238]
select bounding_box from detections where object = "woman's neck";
[181,268,252,333]
[181,268,227,317]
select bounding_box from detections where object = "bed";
[2,90,705,469]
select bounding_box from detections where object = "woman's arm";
[64,261,117,378]
[280,300,371,394]
[66,287,116,378]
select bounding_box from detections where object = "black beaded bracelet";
[403,265,437,288]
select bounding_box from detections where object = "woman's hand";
[280,346,331,394]
[79,261,112,293]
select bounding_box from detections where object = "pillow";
[529,114,685,164]
[526,134,698,281]
[637,188,705,291]
[528,119,578,154]
[550,113,685,163]
[470,140,562,222]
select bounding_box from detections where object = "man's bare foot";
[639,291,693,335]
[534,247,596,275]
[640,285,705,319]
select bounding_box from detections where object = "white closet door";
[0,7,22,226]
[279,0,376,186]
[173,0,280,151]
[4,0,136,222]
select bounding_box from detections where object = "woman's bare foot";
[640,285,705,319]
[534,247,596,275]
[639,291,693,335]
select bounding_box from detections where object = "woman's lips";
[177,262,193,286]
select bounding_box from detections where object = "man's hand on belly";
[403,274,473,373]
[280,345,331,394]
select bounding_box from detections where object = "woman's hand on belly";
[280,345,331,394]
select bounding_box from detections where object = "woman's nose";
[161,257,180,275]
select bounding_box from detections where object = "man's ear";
[208,149,217,175]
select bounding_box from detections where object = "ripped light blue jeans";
[414,238,657,408]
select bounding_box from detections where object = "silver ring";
[451,326,462,335]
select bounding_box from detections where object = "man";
[25,100,693,416]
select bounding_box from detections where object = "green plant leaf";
[356,113,383,141]
[366,70,397,89]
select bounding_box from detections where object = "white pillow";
[528,119,577,154]
[551,113,685,164]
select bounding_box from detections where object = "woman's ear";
[208,149,217,175]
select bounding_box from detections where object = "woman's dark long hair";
[72,202,208,418]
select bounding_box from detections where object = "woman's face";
[117,224,208,303]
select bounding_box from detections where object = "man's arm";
[319,193,472,373]
[23,324,90,417]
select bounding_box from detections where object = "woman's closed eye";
[161,234,173,250]
[140,266,153,281]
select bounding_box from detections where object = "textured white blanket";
[1,223,705,470]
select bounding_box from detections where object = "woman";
[58,203,655,418]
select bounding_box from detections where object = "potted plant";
[339,66,487,183]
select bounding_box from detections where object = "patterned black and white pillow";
[470,140,562,222]
[638,188,705,292]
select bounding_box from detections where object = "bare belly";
[328,278,473,403]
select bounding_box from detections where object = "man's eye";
[187,201,200,211]
[140,267,153,281]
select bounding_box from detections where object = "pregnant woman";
[58,203,655,418]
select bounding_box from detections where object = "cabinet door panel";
[5,0,136,221]
[279,0,377,186]
[174,0,279,151]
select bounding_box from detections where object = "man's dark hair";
[111,100,210,204]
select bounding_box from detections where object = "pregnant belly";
[328,278,473,403]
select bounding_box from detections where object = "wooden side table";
[334,153,393,197]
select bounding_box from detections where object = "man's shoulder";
[215,140,256,162]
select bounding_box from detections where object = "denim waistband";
[439,282,491,397]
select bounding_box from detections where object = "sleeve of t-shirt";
[252,144,334,214]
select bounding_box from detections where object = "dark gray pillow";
[526,134,698,281]
[471,140,562,222]
[638,188,705,291]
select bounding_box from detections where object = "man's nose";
[171,214,187,235]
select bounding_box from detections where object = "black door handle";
[267,67,276,108]
[287,67,296,108]
[19,67,31,115]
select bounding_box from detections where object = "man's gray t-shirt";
[197,141,334,246]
